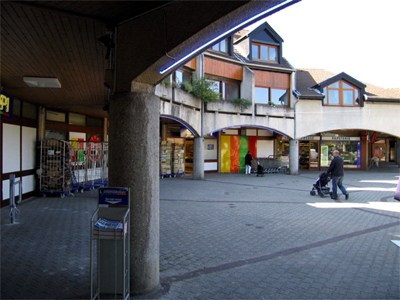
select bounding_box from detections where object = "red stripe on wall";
[249,136,257,158]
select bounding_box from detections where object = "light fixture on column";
[23,77,61,88]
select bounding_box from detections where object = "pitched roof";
[296,68,400,100]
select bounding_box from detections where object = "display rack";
[159,141,185,178]
[39,139,74,197]
[70,140,108,192]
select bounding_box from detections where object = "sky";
[246,0,400,89]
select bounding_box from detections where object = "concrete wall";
[157,84,294,138]
[296,100,400,139]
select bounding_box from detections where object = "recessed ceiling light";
[23,77,61,88]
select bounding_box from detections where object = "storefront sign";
[357,142,361,168]
[99,187,129,206]
[0,91,13,120]
[300,136,320,140]
[321,145,329,166]
[322,136,360,141]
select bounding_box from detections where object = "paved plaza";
[1,164,399,299]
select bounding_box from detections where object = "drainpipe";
[289,88,300,175]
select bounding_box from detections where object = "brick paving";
[1,163,399,299]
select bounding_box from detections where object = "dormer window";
[211,39,229,54]
[322,80,360,106]
[251,43,277,62]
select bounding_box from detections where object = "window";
[22,102,37,119]
[88,117,102,127]
[46,110,66,122]
[175,69,192,84]
[252,43,278,62]
[207,78,239,100]
[69,113,86,126]
[211,39,229,53]
[323,80,360,106]
[255,87,289,106]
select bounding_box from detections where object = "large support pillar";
[108,87,159,295]
[193,137,205,180]
[289,139,299,175]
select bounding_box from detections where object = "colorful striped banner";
[220,135,257,173]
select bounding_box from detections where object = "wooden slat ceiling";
[1,1,175,118]
[1,1,285,119]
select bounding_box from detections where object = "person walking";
[245,151,253,175]
[327,150,350,200]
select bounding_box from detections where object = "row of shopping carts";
[251,155,289,174]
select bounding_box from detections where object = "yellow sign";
[0,91,13,120]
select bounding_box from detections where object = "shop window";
[46,110,66,122]
[22,102,37,119]
[69,113,86,126]
[252,42,278,62]
[255,87,289,106]
[323,80,360,106]
[321,141,361,169]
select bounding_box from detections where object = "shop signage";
[321,136,360,141]
[0,91,13,120]
[99,187,129,206]
[300,136,320,140]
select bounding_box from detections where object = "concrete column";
[289,139,299,175]
[108,88,159,295]
[193,136,205,180]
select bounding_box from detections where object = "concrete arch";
[300,127,400,139]
[160,115,199,137]
[207,124,291,138]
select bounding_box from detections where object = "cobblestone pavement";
[1,164,399,300]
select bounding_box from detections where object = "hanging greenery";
[179,73,221,103]
[231,98,252,112]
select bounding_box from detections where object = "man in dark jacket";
[327,150,350,200]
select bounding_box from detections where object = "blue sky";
[247,0,400,89]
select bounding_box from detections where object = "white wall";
[257,140,274,157]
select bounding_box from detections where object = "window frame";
[323,80,361,106]
[251,42,278,63]
[206,77,240,101]
[211,39,229,54]
[255,86,289,107]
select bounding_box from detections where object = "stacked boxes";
[40,140,74,192]
[160,141,172,175]
[172,143,185,174]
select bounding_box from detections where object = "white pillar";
[289,139,299,175]
[193,136,205,180]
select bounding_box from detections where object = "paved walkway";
[1,164,399,299]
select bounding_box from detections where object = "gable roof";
[296,68,400,101]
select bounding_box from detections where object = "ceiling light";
[23,77,61,88]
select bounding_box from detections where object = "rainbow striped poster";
[221,136,257,172]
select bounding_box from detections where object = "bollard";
[9,174,21,225]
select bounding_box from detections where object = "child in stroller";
[256,161,264,177]
[310,171,331,197]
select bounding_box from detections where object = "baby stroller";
[310,171,331,197]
